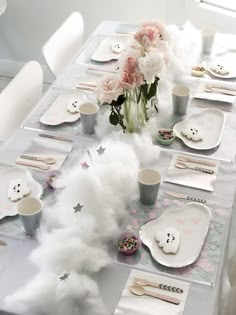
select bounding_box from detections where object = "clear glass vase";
[123,88,157,133]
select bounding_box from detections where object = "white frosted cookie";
[8,179,31,202]
[156,227,180,254]
[210,64,229,75]
[67,100,80,114]
[181,127,203,142]
[111,42,125,54]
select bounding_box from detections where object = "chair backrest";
[42,11,84,77]
[0,61,43,141]
[0,0,7,15]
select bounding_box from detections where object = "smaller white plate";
[140,202,211,268]
[91,37,130,62]
[207,67,236,79]
[203,53,236,79]
[40,91,87,126]
[173,109,225,150]
[0,167,43,219]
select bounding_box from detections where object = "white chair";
[0,61,43,141]
[42,11,84,77]
[0,0,7,15]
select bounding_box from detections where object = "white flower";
[138,50,165,83]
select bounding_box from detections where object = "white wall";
[0,0,166,67]
[1,0,235,79]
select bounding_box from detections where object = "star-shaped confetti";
[73,202,83,213]
[81,161,90,169]
[59,273,70,281]
[96,145,106,156]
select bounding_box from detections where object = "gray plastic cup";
[172,85,190,115]
[202,27,215,54]
[79,102,99,134]
[138,168,161,205]
[16,197,43,235]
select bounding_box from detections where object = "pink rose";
[134,20,170,50]
[95,75,123,104]
[120,56,144,89]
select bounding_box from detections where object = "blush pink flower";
[120,55,144,89]
[95,74,123,104]
[134,20,170,50]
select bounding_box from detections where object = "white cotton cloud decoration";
[7,136,158,314]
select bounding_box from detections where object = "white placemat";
[164,154,219,192]
[113,269,190,315]
[15,136,73,172]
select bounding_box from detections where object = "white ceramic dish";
[0,167,43,219]
[91,37,130,62]
[140,202,211,268]
[40,91,87,126]
[207,68,236,79]
[173,109,225,150]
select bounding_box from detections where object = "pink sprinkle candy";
[148,212,156,219]
[130,208,137,214]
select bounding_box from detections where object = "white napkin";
[164,154,219,192]
[113,269,189,315]
[193,84,235,103]
[15,136,73,172]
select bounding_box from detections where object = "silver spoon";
[129,285,180,305]
[175,162,214,174]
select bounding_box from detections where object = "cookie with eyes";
[210,64,229,75]
[67,100,80,114]
[181,127,203,142]
[111,42,125,54]
[8,179,31,202]
[156,227,180,254]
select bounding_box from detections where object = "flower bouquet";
[96,21,171,133]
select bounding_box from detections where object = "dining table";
[0,20,236,315]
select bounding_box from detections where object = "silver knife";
[164,191,206,204]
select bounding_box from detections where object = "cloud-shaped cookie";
[112,42,125,54]
[67,100,80,114]
[210,64,229,75]
[156,227,180,254]
[8,179,31,202]
[181,127,203,142]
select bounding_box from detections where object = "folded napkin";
[164,154,219,192]
[15,136,73,172]
[193,84,235,103]
[114,269,189,315]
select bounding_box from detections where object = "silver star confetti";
[96,145,106,156]
[59,273,70,281]
[74,202,83,213]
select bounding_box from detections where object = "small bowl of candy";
[191,66,206,77]
[156,129,175,145]
[117,232,140,255]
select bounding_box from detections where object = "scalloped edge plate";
[40,91,87,126]
[173,109,225,150]
[0,167,43,219]
[140,202,211,268]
